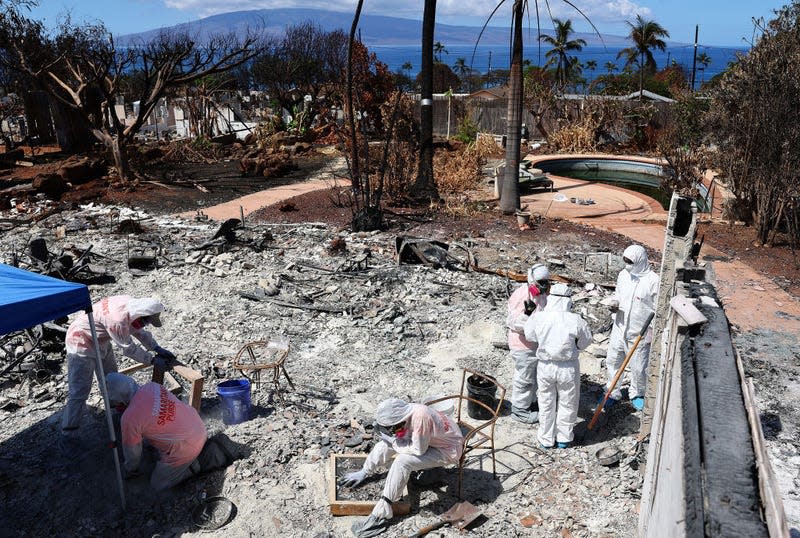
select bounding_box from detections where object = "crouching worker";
[62,296,176,439]
[344,398,464,537]
[106,373,239,491]
[524,284,592,449]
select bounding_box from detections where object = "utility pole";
[690,25,699,90]
[487,51,492,87]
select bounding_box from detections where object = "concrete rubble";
[0,201,657,536]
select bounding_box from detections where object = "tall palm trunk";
[413,0,440,203]
[639,51,645,100]
[500,0,524,214]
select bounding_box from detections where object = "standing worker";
[61,295,175,440]
[523,283,592,449]
[603,245,659,410]
[344,398,464,537]
[106,373,239,491]
[506,263,550,423]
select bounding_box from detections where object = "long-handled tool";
[405,501,483,537]
[588,311,655,431]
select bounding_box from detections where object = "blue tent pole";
[88,312,126,510]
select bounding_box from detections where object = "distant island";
[118,7,653,48]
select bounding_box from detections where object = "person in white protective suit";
[523,283,592,449]
[506,263,551,423]
[106,373,240,491]
[603,245,659,410]
[344,398,464,536]
[61,295,175,437]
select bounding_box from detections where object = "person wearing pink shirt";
[506,263,550,424]
[106,373,236,491]
[345,398,464,536]
[62,295,175,439]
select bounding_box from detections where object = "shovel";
[405,501,483,537]
[587,311,655,432]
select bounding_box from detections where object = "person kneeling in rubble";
[523,284,592,449]
[62,296,176,440]
[106,373,239,491]
[344,398,464,536]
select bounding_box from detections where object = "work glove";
[378,432,395,445]
[523,299,536,315]
[154,346,176,360]
[342,469,368,488]
[151,355,172,371]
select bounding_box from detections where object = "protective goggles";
[388,422,406,434]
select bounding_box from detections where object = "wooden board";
[328,453,410,516]
[118,361,204,411]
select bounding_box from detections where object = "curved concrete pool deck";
[520,153,668,249]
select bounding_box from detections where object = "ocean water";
[372,44,747,88]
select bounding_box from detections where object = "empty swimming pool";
[535,157,709,211]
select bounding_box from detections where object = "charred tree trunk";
[412,0,440,204]
[50,98,94,154]
[22,91,57,145]
[500,0,524,214]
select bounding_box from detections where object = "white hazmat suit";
[523,284,592,448]
[344,398,463,522]
[604,245,659,403]
[506,264,550,422]
[62,296,168,435]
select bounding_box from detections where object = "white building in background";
[213,105,257,141]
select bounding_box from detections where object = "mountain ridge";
[118,8,652,48]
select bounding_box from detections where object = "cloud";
[162,0,652,24]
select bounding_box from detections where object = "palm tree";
[616,14,670,99]
[539,18,586,87]
[697,52,711,85]
[413,0,439,204]
[604,61,617,74]
[500,0,525,214]
[433,41,448,63]
[475,0,601,214]
[453,57,470,90]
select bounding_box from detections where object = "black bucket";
[466,373,498,420]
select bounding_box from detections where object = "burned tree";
[251,23,348,131]
[0,0,261,184]
[707,3,800,246]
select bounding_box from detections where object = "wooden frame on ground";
[328,453,411,516]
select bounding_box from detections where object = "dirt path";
[176,156,350,221]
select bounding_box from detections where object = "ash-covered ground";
[0,200,654,537]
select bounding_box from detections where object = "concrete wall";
[638,194,787,537]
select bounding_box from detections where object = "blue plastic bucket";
[217,379,251,425]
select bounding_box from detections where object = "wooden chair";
[425,368,506,498]
[232,339,294,404]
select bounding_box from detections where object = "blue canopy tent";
[0,263,125,508]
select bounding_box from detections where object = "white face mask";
[625,263,634,272]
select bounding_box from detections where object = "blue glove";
[152,355,171,371]
[154,346,176,360]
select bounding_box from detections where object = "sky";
[27,0,787,47]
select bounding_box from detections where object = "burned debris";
[0,201,656,537]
